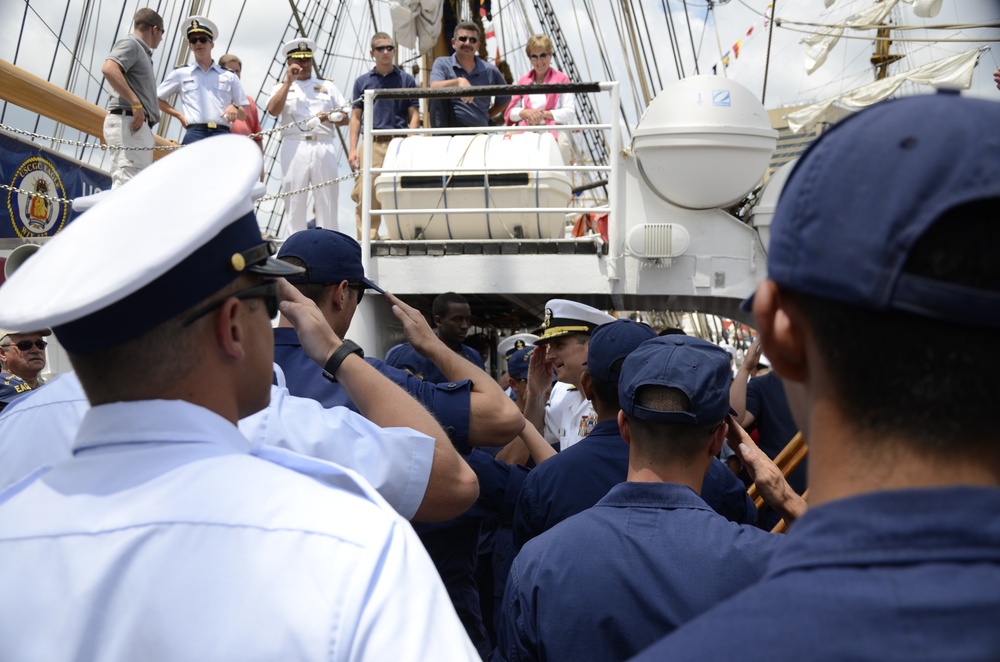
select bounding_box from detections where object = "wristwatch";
[322,340,364,382]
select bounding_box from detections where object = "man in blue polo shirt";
[429,21,509,128]
[634,91,1000,660]
[348,32,419,241]
[495,336,787,662]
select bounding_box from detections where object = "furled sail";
[787,47,986,132]
[802,0,899,74]
[389,0,443,55]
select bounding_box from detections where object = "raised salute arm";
[278,279,479,522]
[385,292,524,447]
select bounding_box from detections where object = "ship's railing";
[359,82,622,273]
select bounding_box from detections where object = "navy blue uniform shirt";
[512,419,757,552]
[632,486,1000,661]
[416,449,529,660]
[384,340,485,384]
[273,327,472,450]
[495,482,780,662]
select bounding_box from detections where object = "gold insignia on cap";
[544,308,553,329]
[192,20,200,28]
[514,339,525,350]
[299,41,307,50]
[231,253,246,271]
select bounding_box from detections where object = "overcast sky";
[2,0,997,235]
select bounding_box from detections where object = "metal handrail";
[359,81,622,277]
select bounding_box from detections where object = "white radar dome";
[632,76,777,210]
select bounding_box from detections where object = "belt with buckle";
[187,123,230,132]
[372,135,404,144]
[109,108,134,116]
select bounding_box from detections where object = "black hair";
[432,292,469,319]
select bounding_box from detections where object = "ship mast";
[869,0,903,80]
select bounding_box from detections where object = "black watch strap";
[322,340,364,382]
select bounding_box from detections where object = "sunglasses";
[373,45,395,53]
[2,339,48,352]
[188,36,211,44]
[456,35,479,44]
[183,281,280,327]
[529,52,550,60]
[349,282,367,303]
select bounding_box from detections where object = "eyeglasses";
[183,281,280,327]
[456,35,479,44]
[529,52,550,60]
[1,340,48,352]
[188,36,211,44]
[373,45,396,53]
[152,26,165,35]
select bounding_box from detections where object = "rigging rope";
[681,0,701,74]
[762,0,776,104]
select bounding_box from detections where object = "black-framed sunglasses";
[188,36,211,44]
[348,282,367,303]
[529,52,550,60]
[373,45,396,53]
[2,339,48,352]
[456,35,479,44]
[183,281,280,327]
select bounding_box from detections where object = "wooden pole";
[0,59,177,159]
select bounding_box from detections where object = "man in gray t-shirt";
[100,8,164,188]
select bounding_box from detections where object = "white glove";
[305,116,323,131]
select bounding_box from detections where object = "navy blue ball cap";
[506,346,534,380]
[619,335,733,425]
[763,90,1000,327]
[277,228,384,293]
[0,135,301,354]
[585,319,657,383]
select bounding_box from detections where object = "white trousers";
[279,138,340,234]
[103,114,154,189]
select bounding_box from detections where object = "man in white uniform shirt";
[156,16,247,144]
[523,299,614,450]
[0,135,478,661]
[268,38,349,234]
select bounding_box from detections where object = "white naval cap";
[184,15,218,41]
[535,299,615,344]
[0,135,301,355]
[497,333,539,360]
[282,38,318,60]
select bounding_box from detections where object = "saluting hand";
[385,291,439,355]
[277,278,342,366]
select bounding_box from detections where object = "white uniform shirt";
[0,400,478,661]
[0,370,433,519]
[271,76,348,139]
[157,61,247,126]
[543,381,596,451]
